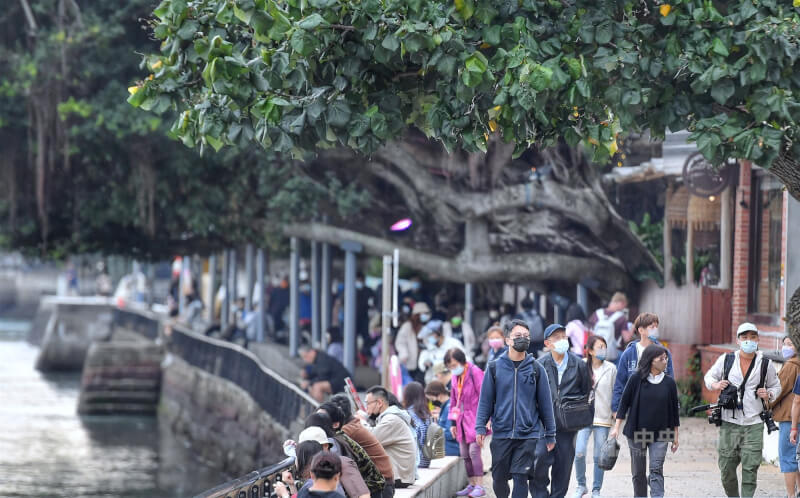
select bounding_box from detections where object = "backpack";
[593,310,624,361]
[423,421,445,460]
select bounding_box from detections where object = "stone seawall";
[160,354,303,477]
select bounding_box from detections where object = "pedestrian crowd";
[284,286,791,498]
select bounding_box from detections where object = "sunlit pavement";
[477,417,784,497]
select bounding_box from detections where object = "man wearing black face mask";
[475,319,556,498]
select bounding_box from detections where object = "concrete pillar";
[465,283,474,329]
[311,241,321,347]
[321,242,332,349]
[663,215,673,284]
[382,255,393,389]
[256,249,265,342]
[577,284,589,316]
[786,196,800,333]
[207,254,217,322]
[221,250,229,329]
[245,244,254,311]
[539,293,548,318]
[229,249,238,303]
[686,226,694,286]
[341,240,363,374]
[719,184,733,289]
[289,238,300,357]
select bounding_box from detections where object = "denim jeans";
[574,425,610,493]
[628,437,669,497]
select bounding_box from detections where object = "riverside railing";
[113,307,160,341]
[193,456,295,498]
[168,324,318,430]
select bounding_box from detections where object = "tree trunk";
[770,153,800,203]
[789,286,800,351]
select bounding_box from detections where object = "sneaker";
[456,485,474,496]
[573,486,588,498]
[468,486,486,497]
[591,492,602,498]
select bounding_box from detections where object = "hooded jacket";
[369,405,417,485]
[611,339,674,412]
[475,351,556,444]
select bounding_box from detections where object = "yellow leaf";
[795,0,800,7]
[483,132,489,142]
[488,120,498,132]
[660,4,671,16]
[128,86,140,95]
[493,105,501,111]
[151,60,163,70]
[608,139,618,155]
[480,42,490,49]
[147,74,154,81]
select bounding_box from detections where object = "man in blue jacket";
[475,318,556,498]
[611,312,674,414]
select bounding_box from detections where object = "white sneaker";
[591,492,602,498]
[573,486,588,498]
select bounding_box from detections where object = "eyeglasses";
[510,334,530,339]
[366,399,380,406]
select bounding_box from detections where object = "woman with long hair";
[573,336,617,498]
[610,344,680,498]
[403,381,432,468]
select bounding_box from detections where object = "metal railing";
[193,457,295,498]
[168,324,318,434]
[113,307,160,341]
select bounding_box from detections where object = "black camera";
[690,403,722,426]
[760,400,779,434]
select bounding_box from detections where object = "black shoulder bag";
[553,357,595,432]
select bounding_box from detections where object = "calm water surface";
[0,321,228,497]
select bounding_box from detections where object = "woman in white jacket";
[395,302,431,383]
[573,335,617,498]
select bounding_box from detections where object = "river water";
[0,321,228,497]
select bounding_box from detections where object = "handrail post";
[381,255,393,389]
[289,237,300,357]
[341,240,362,375]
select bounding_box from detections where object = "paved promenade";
[481,417,785,497]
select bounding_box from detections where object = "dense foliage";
[132,0,800,197]
[0,0,367,258]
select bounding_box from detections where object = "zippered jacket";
[474,351,556,443]
[611,339,674,412]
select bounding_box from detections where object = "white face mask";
[648,328,660,341]
[553,338,569,355]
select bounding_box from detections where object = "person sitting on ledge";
[300,345,350,402]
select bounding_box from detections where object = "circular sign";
[682,152,734,197]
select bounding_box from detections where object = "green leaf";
[621,89,641,105]
[298,14,328,30]
[576,79,591,98]
[710,79,734,104]
[482,25,502,46]
[465,52,489,73]
[528,64,553,91]
[454,0,475,21]
[381,34,400,52]
[595,21,613,45]
[711,38,729,57]
[176,20,198,41]
[326,100,352,127]
[267,4,292,40]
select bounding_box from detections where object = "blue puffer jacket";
[611,339,674,412]
[475,351,556,443]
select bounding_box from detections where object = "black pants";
[374,482,394,498]
[490,437,538,498]
[530,431,577,498]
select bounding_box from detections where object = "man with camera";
[703,323,781,497]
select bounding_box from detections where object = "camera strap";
[737,354,758,408]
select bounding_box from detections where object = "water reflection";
[0,328,227,497]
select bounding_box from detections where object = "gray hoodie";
[370,405,418,485]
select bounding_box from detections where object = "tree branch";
[283,221,632,289]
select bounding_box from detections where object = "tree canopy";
[133,0,800,199]
[0,0,366,259]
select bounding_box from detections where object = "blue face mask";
[451,365,464,376]
[595,349,607,361]
[648,328,660,341]
[782,346,795,360]
[740,340,758,354]
[553,339,570,355]
[427,336,438,347]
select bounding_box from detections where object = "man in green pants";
[704,323,781,497]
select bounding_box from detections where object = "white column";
[719,185,733,289]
